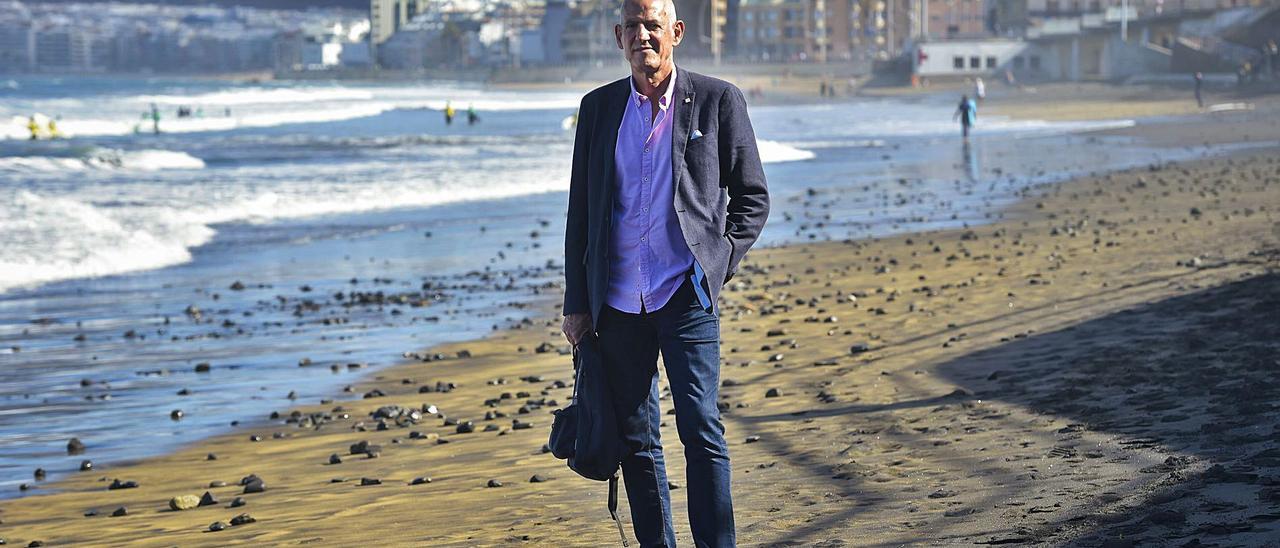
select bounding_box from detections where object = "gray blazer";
[563,67,770,327]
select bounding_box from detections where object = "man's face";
[615,0,683,73]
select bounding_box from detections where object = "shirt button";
[644,148,649,153]
[640,237,646,241]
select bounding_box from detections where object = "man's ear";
[615,24,624,50]
[672,20,684,47]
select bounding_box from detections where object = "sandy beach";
[2,92,1279,547]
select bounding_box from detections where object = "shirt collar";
[629,68,677,111]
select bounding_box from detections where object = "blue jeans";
[597,279,735,548]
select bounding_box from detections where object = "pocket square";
[690,129,703,141]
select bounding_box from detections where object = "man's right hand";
[561,312,592,346]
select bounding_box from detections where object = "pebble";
[67,438,86,455]
[209,521,227,532]
[487,479,503,488]
[529,474,550,483]
[169,495,201,511]
[229,513,256,526]
[208,480,227,487]
[108,479,138,490]
[745,436,761,443]
[360,477,382,486]
[206,453,218,461]
[170,409,184,420]
[765,388,781,398]
[456,421,475,434]
[111,506,128,517]
[229,497,247,508]
[410,477,432,485]
[199,491,219,507]
[80,460,93,471]
[328,453,343,465]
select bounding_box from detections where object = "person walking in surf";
[954,94,977,139]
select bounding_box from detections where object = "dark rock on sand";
[328,453,343,465]
[360,478,382,486]
[209,521,227,532]
[411,477,432,485]
[111,506,128,517]
[199,491,219,507]
[108,479,138,490]
[209,480,227,488]
[487,479,503,488]
[229,513,256,526]
[456,421,475,434]
[765,388,781,398]
[229,497,246,508]
[529,474,550,483]
[67,438,86,455]
[349,440,370,455]
[170,409,184,420]
[33,469,45,481]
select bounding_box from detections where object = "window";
[986,56,997,68]
[1013,55,1025,69]
[969,56,980,68]
[1047,0,1060,13]
[954,56,965,69]
[744,12,753,22]
[1030,55,1041,70]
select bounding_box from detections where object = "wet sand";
[2,99,1279,546]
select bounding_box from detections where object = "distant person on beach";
[974,77,985,101]
[561,0,769,545]
[46,118,61,139]
[444,101,455,125]
[467,104,479,125]
[954,94,977,139]
[27,116,39,140]
[1194,72,1204,108]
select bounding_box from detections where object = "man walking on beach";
[955,95,977,139]
[1194,72,1204,109]
[561,0,769,545]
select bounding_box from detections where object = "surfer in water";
[467,104,479,125]
[27,116,40,140]
[149,103,161,134]
[444,101,456,125]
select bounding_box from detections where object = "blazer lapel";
[598,77,630,235]
[671,67,694,191]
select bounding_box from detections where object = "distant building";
[925,0,989,39]
[34,27,98,71]
[370,0,426,62]
[0,22,36,71]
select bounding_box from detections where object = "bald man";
[561,0,769,545]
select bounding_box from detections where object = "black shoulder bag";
[547,334,629,545]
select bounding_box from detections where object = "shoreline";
[2,102,1279,545]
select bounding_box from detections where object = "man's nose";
[637,26,650,41]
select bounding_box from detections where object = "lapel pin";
[684,97,691,104]
[691,129,703,141]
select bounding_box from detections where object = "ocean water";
[0,75,1228,496]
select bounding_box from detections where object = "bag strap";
[569,343,582,405]
[608,474,629,546]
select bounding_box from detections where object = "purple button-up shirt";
[606,71,695,314]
